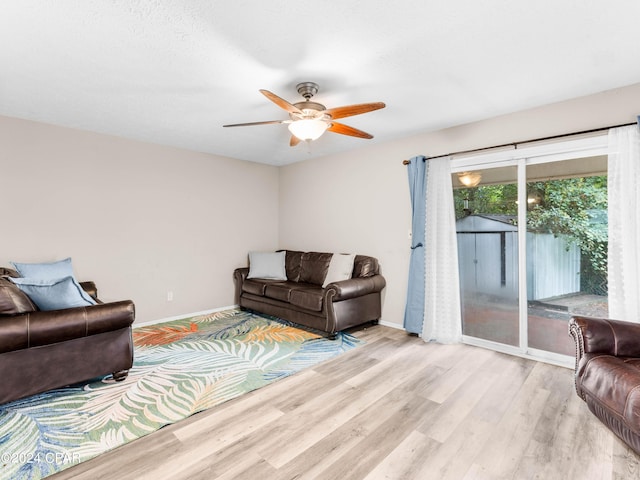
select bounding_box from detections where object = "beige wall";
[279,82,640,328]
[3,82,639,328]
[0,116,279,323]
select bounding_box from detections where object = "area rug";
[0,309,363,480]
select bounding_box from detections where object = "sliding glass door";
[525,157,608,357]
[454,166,520,347]
[451,137,609,365]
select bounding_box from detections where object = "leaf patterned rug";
[0,309,363,480]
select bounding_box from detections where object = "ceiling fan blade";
[328,122,374,139]
[323,102,385,120]
[260,89,302,114]
[223,120,286,127]
[290,135,301,147]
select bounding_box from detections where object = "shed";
[456,214,580,300]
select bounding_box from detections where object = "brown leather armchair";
[0,268,135,405]
[569,315,640,454]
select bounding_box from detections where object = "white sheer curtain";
[608,125,640,321]
[422,156,462,343]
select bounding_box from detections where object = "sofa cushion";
[247,251,287,280]
[79,281,99,301]
[323,253,356,287]
[353,255,379,278]
[299,252,332,286]
[284,250,304,282]
[242,278,269,296]
[580,354,640,422]
[264,283,295,302]
[290,287,324,312]
[9,276,97,311]
[0,267,20,278]
[0,278,37,315]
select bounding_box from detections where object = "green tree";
[527,177,608,293]
[454,184,518,219]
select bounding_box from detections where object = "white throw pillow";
[247,251,287,280]
[322,253,356,287]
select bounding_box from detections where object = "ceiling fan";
[223,82,385,146]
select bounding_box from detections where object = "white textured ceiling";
[1,1,639,166]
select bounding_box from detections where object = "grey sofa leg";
[112,370,129,382]
[371,319,379,325]
[328,333,338,340]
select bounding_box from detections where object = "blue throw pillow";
[11,258,74,280]
[9,276,97,311]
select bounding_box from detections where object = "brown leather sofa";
[569,315,640,454]
[234,251,385,338]
[0,267,135,405]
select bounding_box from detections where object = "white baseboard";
[378,319,405,331]
[134,305,239,329]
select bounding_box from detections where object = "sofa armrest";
[0,300,135,354]
[325,275,386,302]
[234,267,250,281]
[570,316,640,362]
[233,268,250,305]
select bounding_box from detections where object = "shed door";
[457,233,504,296]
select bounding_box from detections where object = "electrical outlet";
[167,291,173,302]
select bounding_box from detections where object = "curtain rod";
[401,121,638,165]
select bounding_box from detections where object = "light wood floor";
[52,325,640,480]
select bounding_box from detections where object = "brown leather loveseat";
[234,251,386,338]
[0,267,135,405]
[569,315,640,454]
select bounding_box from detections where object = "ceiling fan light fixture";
[457,171,482,187]
[288,119,329,141]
